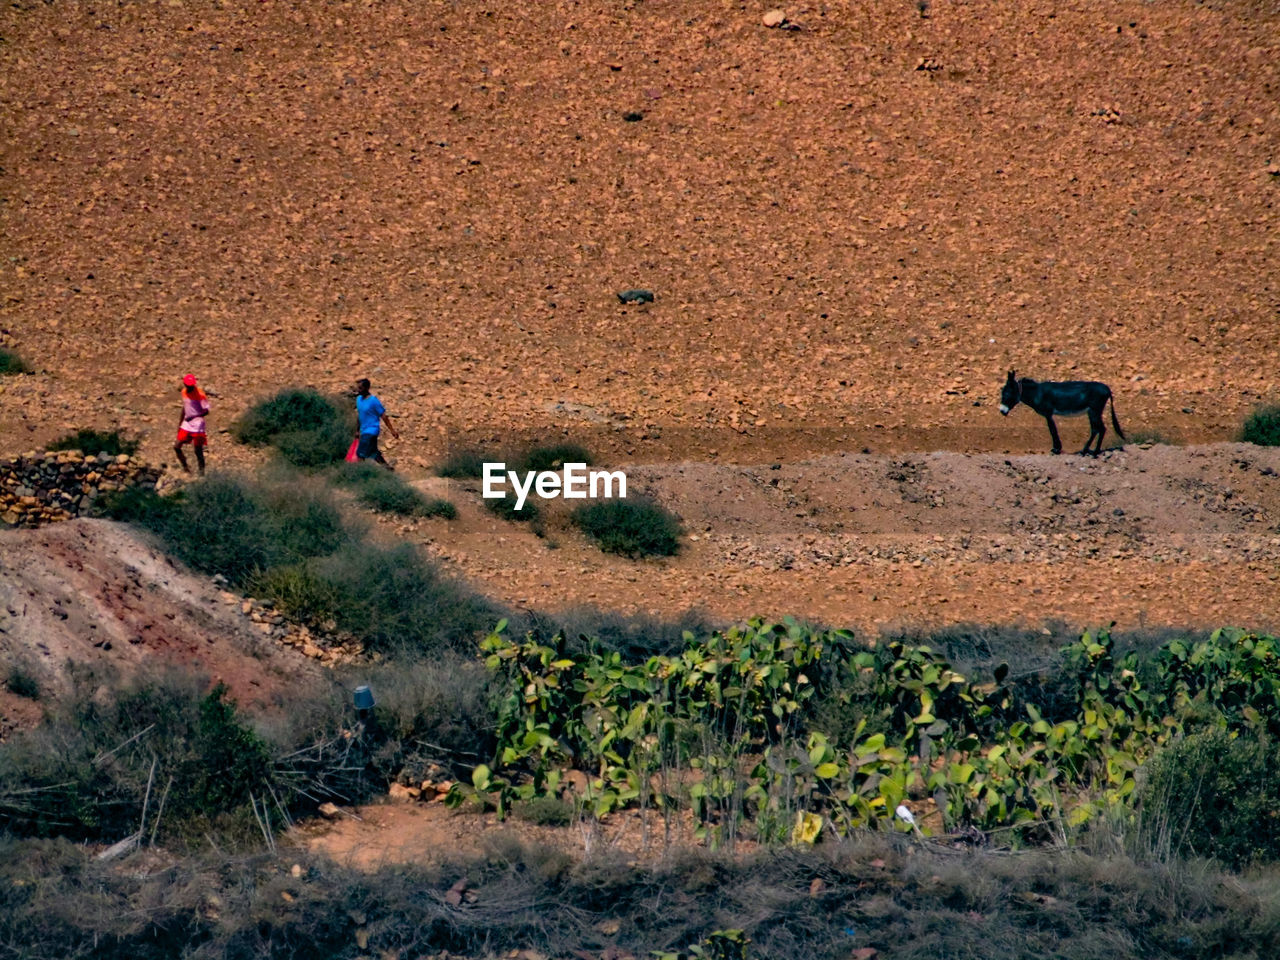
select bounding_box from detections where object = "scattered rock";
[389,782,422,802]
[616,289,655,304]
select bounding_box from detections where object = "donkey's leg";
[1045,416,1063,455]
[1082,408,1105,456]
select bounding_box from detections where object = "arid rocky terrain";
[2,4,1280,934]
[2,0,1278,676]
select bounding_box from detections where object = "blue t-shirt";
[356,394,385,435]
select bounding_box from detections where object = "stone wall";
[0,450,163,527]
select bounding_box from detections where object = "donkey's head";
[999,369,1020,416]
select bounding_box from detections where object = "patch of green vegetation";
[46,428,139,457]
[307,542,502,656]
[1139,729,1280,868]
[0,348,32,375]
[572,497,681,557]
[4,666,40,700]
[232,388,355,467]
[485,491,541,523]
[515,442,593,473]
[435,447,493,478]
[453,622,1280,856]
[99,474,350,586]
[101,472,496,657]
[1240,404,1280,447]
[332,462,456,518]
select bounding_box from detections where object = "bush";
[516,442,593,473]
[435,447,493,478]
[99,475,351,587]
[1139,729,1280,868]
[5,666,40,700]
[102,473,498,656]
[272,421,352,468]
[350,653,499,782]
[232,388,355,467]
[0,348,32,375]
[306,542,504,656]
[0,671,279,847]
[1240,405,1280,446]
[572,497,681,558]
[333,462,457,518]
[513,795,575,826]
[526,605,719,661]
[485,491,541,523]
[46,428,139,457]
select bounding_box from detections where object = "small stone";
[762,9,787,27]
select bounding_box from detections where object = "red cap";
[182,374,197,386]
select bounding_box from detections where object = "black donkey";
[999,369,1126,456]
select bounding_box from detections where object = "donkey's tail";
[1109,394,1126,442]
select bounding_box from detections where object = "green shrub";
[98,475,350,587]
[5,667,40,700]
[232,388,355,467]
[333,462,457,518]
[516,442,593,473]
[46,428,139,457]
[435,447,493,478]
[0,671,280,847]
[250,563,340,623]
[572,497,681,557]
[308,542,504,655]
[0,348,31,375]
[1139,729,1280,868]
[1240,405,1280,446]
[102,473,497,655]
[272,422,351,468]
[485,491,541,523]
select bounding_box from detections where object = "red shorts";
[176,429,208,447]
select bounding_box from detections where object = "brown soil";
[0,518,318,740]
[399,441,1280,633]
[1,0,1276,466]
[298,801,724,872]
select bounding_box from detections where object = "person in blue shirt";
[354,378,400,469]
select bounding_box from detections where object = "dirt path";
[401,442,1280,634]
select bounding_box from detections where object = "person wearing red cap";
[175,374,210,475]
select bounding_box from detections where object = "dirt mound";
[0,518,317,739]
[415,442,1280,633]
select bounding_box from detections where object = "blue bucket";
[353,685,375,711]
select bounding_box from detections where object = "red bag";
[345,438,359,463]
